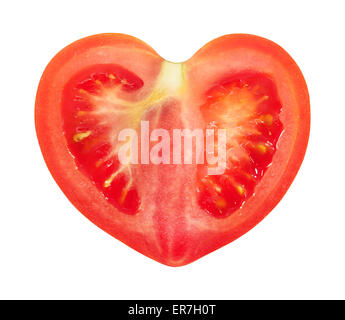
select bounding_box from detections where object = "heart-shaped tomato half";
[35,33,310,266]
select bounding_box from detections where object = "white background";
[1,0,344,300]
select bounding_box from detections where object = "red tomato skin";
[35,34,310,266]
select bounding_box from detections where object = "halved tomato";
[35,33,310,266]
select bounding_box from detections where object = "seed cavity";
[198,73,283,218]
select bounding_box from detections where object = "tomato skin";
[35,33,310,266]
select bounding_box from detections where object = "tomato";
[35,33,310,266]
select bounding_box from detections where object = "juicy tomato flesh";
[198,72,283,217]
[62,65,283,218]
[62,64,144,214]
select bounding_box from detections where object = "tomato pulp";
[35,34,310,266]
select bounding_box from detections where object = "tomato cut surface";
[35,34,310,266]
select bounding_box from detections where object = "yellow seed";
[78,89,87,95]
[109,74,116,80]
[104,180,111,188]
[216,197,227,209]
[235,185,245,196]
[256,143,267,154]
[95,159,102,168]
[119,188,129,204]
[77,111,86,117]
[215,185,222,193]
[73,131,91,142]
[261,114,273,126]
[104,173,116,188]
